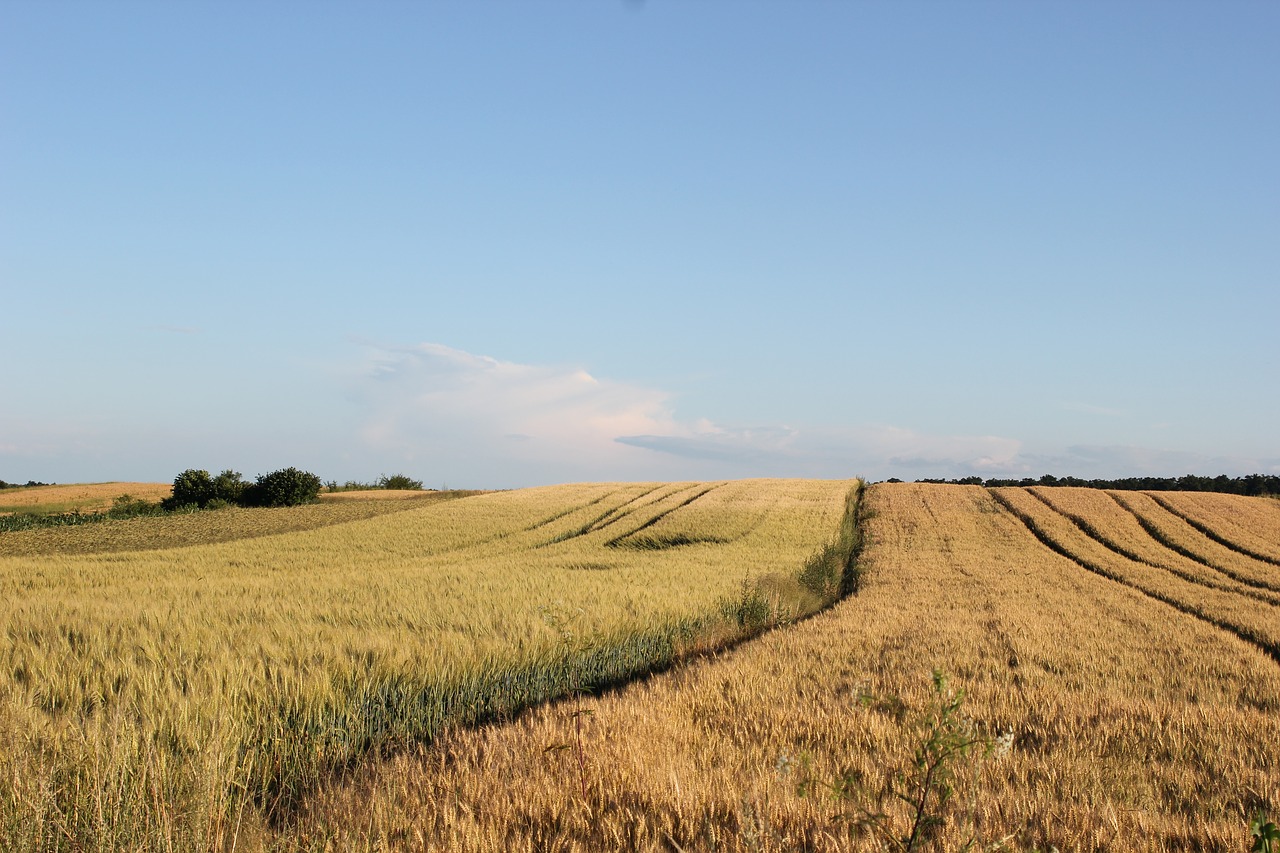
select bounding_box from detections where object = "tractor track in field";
[1106,491,1280,595]
[1025,488,1280,607]
[1149,494,1280,567]
[990,488,1280,667]
[604,484,725,548]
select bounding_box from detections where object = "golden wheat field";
[0,482,173,515]
[284,484,1280,852]
[0,478,857,852]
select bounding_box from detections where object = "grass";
[285,483,1279,851]
[0,478,858,850]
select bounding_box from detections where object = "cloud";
[347,343,691,484]
[1056,401,1126,417]
[618,424,1025,479]
[346,343,1035,484]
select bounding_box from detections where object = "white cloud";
[348,343,690,484]
[346,343,1033,484]
[618,424,1025,479]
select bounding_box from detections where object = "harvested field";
[288,483,1280,851]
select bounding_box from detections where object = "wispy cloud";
[619,424,1025,479]
[1056,401,1126,417]
[347,343,688,483]
[346,343,1033,484]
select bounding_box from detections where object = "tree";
[211,470,249,505]
[245,467,323,507]
[167,469,215,509]
[377,473,423,490]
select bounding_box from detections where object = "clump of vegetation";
[0,479,52,489]
[165,469,250,509]
[249,467,323,507]
[324,473,424,492]
[164,467,321,510]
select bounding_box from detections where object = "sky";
[2,1,1277,488]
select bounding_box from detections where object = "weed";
[837,670,1011,852]
[1253,812,1280,853]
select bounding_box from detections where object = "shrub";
[108,495,164,518]
[377,473,423,490]
[167,469,215,509]
[245,467,323,507]
[211,470,249,505]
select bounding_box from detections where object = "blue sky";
[2,1,1277,488]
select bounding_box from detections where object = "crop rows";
[285,484,1279,851]
[992,486,1280,664]
[1,478,858,851]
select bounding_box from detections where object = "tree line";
[904,473,1280,497]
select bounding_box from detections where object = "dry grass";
[0,478,855,851]
[0,481,171,515]
[287,483,1280,852]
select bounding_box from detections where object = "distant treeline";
[905,473,1280,496]
[0,480,52,490]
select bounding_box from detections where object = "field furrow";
[287,483,1280,852]
[543,483,677,544]
[1027,487,1280,605]
[1151,492,1280,566]
[1109,491,1280,593]
[991,488,1280,664]
[605,483,724,547]
[523,485,620,531]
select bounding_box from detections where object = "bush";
[245,467,323,507]
[211,470,248,505]
[167,469,215,509]
[377,473,423,490]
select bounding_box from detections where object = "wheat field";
[0,482,173,515]
[286,484,1279,852]
[0,478,857,851]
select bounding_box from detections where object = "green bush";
[166,469,215,509]
[212,470,249,505]
[245,467,323,507]
[377,473,423,490]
